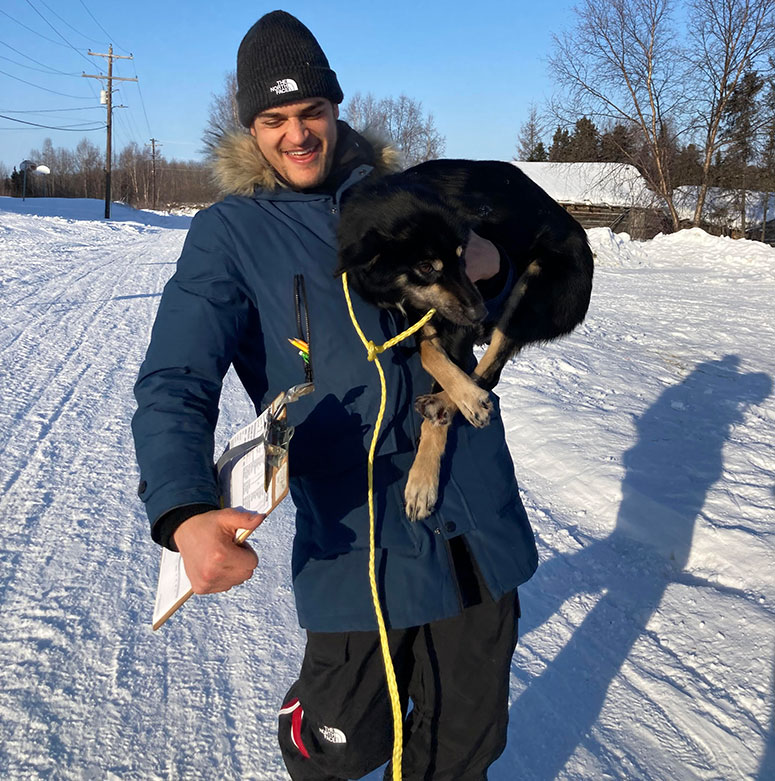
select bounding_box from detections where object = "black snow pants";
[278,572,520,781]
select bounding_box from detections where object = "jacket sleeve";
[132,206,256,538]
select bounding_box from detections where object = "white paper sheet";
[151,386,308,630]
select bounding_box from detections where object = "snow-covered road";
[0,197,773,780]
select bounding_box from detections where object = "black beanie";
[236,10,344,128]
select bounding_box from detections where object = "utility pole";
[149,138,160,209]
[83,45,136,219]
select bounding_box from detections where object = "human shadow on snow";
[494,355,772,781]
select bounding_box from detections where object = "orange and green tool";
[288,337,310,365]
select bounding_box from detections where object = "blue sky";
[1,0,574,170]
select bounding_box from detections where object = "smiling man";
[251,98,339,189]
[133,10,538,780]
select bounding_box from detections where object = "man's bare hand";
[173,508,265,594]
[464,230,500,283]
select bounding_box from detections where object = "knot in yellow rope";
[365,341,382,362]
[342,271,436,358]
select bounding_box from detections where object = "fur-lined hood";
[210,121,402,197]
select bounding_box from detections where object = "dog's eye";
[417,262,435,275]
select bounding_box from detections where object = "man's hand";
[464,230,500,284]
[173,508,265,594]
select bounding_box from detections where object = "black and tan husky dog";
[336,159,594,520]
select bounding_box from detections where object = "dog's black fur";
[336,159,594,519]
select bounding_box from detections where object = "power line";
[23,0,97,70]
[0,68,92,99]
[80,71,101,103]
[113,107,135,149]
[0,53,81,77]
[0,113,104,130]
[0,10,75,50]
[0,40,81,76]
[65,1,151,141]
[78,0,129,54]
[37,0,108,47]
[115,86,144,143]
[130,59,152,138]
[0,106,99,113]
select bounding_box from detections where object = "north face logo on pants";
[319,725,347,744]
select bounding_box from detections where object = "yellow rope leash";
[341,272,435,781]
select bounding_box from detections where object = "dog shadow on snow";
[493,355,772,781]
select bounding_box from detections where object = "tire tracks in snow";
[0,219,186,777]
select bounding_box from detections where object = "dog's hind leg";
[472,327,521,390]
[404,417,450,521]
[473,260,541,385]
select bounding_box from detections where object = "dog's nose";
[467,302,488,322]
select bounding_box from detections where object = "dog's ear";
[336,229,383,277]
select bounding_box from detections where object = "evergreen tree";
[758,65,775,239]
[10,168,23,197]
[567,116,600,161]
[673,143,703,186]
[548,125,573,161]
[528,141,548,162]
[515,105,548,161]
[600,123,636,162]
[723,69,765,231]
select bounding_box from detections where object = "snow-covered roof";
[512,161,656,209]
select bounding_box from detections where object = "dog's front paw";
[457,385,493,428]
[404,465,438,522]
[415,393,452,425]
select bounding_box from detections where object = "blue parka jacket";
[132,124,538,632]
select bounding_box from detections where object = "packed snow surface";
[0,197,773,780]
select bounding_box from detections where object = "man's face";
[250,98,339,190]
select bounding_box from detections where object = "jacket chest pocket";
[287,274,410,477]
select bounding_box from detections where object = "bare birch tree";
[759,63,775,239]
[202,71,243,156]
[343,92,385,134]
[343,92,445,166]
[549,0,686,228]
[687,0,775,224]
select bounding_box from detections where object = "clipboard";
[151,383,313,630]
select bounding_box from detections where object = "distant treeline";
[516,0,775,234]
[0,138,219,209]
[523,115,775,196]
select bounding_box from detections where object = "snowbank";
[648,226,775,274]
[586,227,647,267]
[0,196,193,229]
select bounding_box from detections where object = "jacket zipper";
[294,274,314,384]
